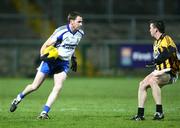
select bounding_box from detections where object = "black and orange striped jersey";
[153,34,180,75]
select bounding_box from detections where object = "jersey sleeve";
[161,35,175,48]
[49,29,59,42]
[49,26,67,43]
[78,29,84,37]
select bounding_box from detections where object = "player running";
[10,11,84,119]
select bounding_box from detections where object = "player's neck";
[155,33,163,40]
[69,24,76,33]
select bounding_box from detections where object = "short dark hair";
[67,11,82,22]
[149,20,165,33]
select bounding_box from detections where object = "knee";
[29,84,39,91]
[139,81,143,87]
[148,77,157,86]
[139,80,149,91]
[139,81,145,90]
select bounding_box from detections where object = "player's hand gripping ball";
[41,46,59,62]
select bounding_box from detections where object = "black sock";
[137,107,144,117]
[156,104,163,113]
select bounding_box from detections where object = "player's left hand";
[41,46,59,62]
[40,53,56,62]
[152,68,171,76]
[71,56,77,72]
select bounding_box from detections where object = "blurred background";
[0,0,180,77]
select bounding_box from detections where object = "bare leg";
[150,70,171,105]
[149,72,170,120]
[150,80,162,105]
[22,71,47,96]
[134,70,171,120]
[41,71,67,115]
[138,69,171,108]
[132,72,157,120]
[45,72,67,107]
[10,71,47,112]
[138,74,152,108]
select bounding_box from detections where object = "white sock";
[16,94,22,102]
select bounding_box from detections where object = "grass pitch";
[0,77,180,128]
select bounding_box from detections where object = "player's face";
[149,23,157,37]
[71,16,83,31]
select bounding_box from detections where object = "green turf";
[0,77,180,128]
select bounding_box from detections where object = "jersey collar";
[157,33,166,41]
[67,24,78,35]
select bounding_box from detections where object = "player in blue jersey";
[10,11,84,119]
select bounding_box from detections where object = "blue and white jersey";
[50,24,84,61]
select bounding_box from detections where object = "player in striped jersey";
[10,11,84,119]
[132,20,179,121]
